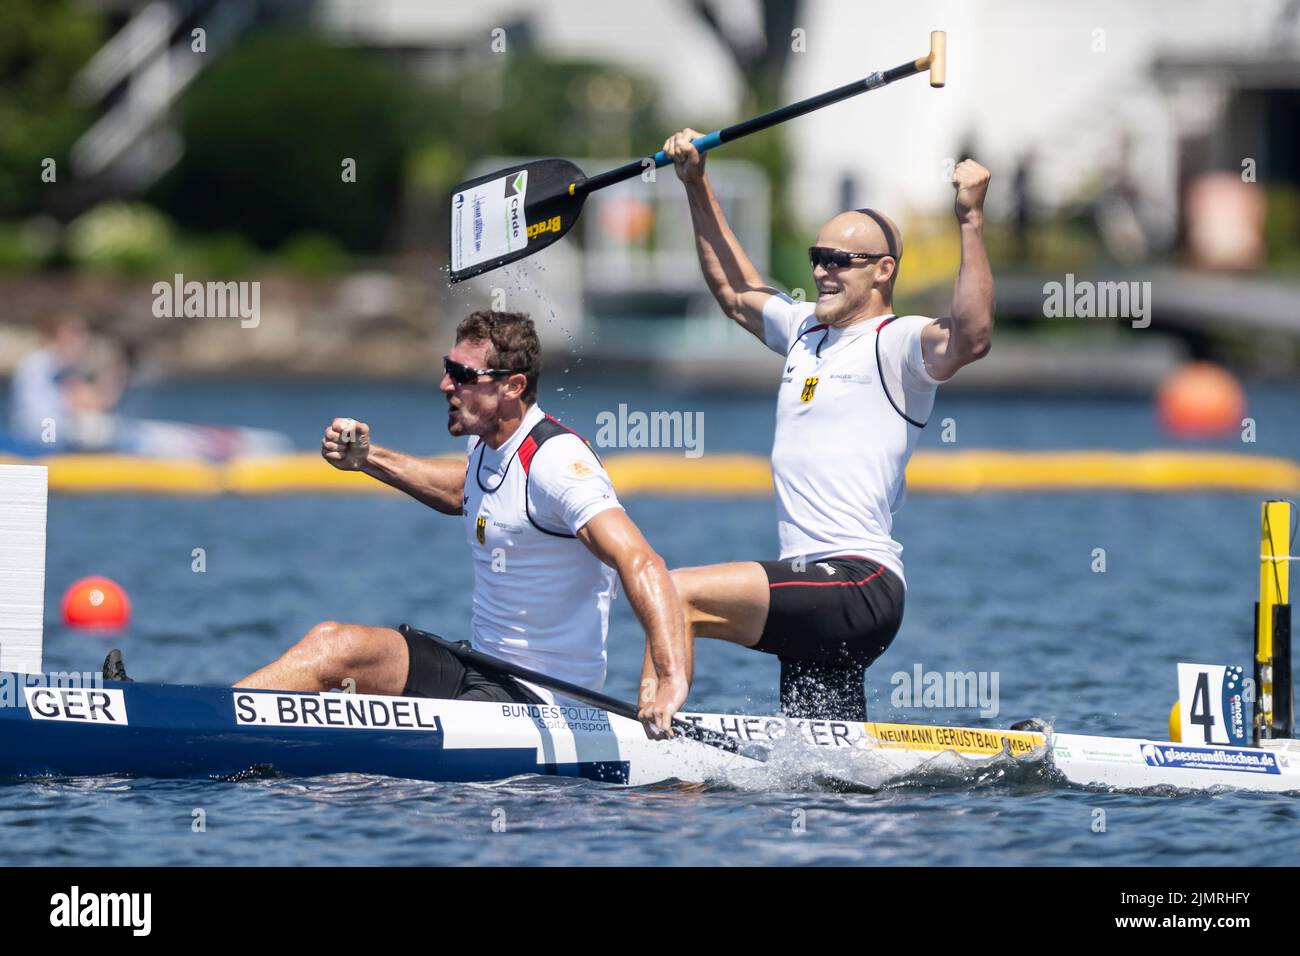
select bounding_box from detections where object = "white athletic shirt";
[10,348,68,442]
[762,296,944,585]
[463,404,622,697]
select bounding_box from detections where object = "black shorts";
[401,629,545,705]
[755,555,905,721]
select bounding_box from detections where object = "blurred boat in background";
[0,416,292,462]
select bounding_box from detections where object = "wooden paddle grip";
[927,31,946,88]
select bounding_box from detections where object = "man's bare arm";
[322,417,465,514]
[922,159,995,381]
[577,509,689,736]
[667,129,779,341]
[362,446,465,515]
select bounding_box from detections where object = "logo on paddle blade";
[503,170,528,244]
[476,515,487,545]
[527,215,562,239]
[472,197,485,251]
[800,376,819,403]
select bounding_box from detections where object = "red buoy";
[61,576,131,630]
[1157,362,1246,438]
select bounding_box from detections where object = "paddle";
[398,624,750,756]
[448,31,946,282]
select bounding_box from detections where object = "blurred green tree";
[401,55,666,254]
[153,31,413,252]
[414,56,666,195]
[0,0,102,217]
[495,56,665,160]
[1265,185,1300,269]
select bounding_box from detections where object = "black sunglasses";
[442,355,521,386]
[808,246,894,270]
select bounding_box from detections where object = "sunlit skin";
[662,125,993,377]
[236,335,690,737]
[809,210,902,327]
[636,128,996,694]
[441,339,528,448]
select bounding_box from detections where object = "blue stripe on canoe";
[0,674,630,785]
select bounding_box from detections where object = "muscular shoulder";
[528,432,607,488]
[528,433,621,534]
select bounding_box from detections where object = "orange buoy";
[1157,362,1245,438]
[61,576,131,630]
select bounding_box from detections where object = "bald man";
[646,128,994,721]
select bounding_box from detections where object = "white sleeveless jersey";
[762,297,943,586]
[463,404,621,696]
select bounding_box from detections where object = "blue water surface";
[2,377,1299,866]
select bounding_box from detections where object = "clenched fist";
[321,417,371,471]
[952,159,991,226]
[663,128,707,185]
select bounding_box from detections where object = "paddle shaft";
[447,32,942,282]
[572,34,945,198]
[399,625,743,753]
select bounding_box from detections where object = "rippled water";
[2,379,1299,865]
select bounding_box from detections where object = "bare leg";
[235,621,409,695]
[672,562,770,645]
[640,562,770,703]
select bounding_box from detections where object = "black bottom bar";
[2,867,1278,938]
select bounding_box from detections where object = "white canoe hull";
[3,674,1300,793]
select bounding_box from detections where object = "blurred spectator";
[9,314,125,447]
[7,315,288,459]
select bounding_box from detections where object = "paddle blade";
[448,158,587,283]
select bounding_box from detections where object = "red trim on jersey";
[518,436,540,474]
[768,564,887,589]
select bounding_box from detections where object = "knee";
[302,619,345,652]
[300,620,370,675]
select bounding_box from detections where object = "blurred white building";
[72,0,1299,382]
[787,0,1300,229]
[79,0,1300,232]
[313,0,1300,383]
[318,0,1300,230]
[317,0,748,119]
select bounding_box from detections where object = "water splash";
[687,717,1066,796]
